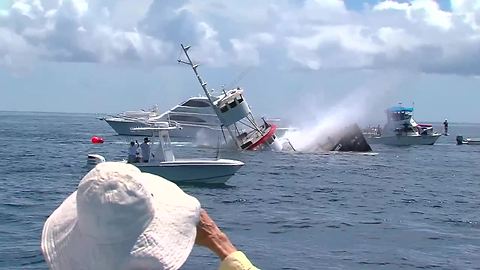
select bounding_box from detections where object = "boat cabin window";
[169,115,206,123]
[181,100,211,108]
[229,100,237,109]
[389,111,412,121]
[241,140,253,149]
[219,96,243,113]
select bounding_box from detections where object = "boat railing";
[130,120,181,131]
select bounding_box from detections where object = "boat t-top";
[178,44,283,151]
[88,122,244,184]
[367,105,441,146]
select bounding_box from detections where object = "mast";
[178,44,215,105]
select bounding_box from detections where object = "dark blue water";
[1,111,479,269]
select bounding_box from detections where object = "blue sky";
[1,0,479,124]
[345,0,451,10]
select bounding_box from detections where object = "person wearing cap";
[140,137,151,163]
[41,162,259,270]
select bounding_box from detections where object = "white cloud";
[0,27,38,72]
[230,33,275,66]
[374,0,452,30]
[1,0,480,75]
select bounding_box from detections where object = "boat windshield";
[181,99,211,108]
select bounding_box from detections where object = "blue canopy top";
[387,106,414,113]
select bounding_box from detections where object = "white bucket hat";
[41,162,201,270]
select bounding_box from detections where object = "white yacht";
[88,122,244,184]
[102,96,221,139]
[367,106,441,146]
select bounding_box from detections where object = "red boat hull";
[246,124,278,151]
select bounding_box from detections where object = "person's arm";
[195,209,259,270]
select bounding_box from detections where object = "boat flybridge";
[88,122,244,184]
[178,44,283,151]
[367,105,441,146]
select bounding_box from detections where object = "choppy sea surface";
[0,111,479,270]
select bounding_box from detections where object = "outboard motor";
[456,136,464,145]
[87,154,106,165]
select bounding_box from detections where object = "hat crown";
[76,164,154,242]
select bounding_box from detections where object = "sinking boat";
[326,124,372,152]
[456,136,480,145]
[178,44,283,151]
[367,105,441,146]
[87,122,244,184]
[282,123,372,152]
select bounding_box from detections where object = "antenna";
[221,84,227,96]
[226,67,252,90]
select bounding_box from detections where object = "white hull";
[367,134,441,146]
[459,139,480,145]
[135,159,244,184]
[89,123,244,184]
[105,119,220,139]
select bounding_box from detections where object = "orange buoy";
[91,136,104,144]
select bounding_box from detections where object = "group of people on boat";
[127,137,151,163]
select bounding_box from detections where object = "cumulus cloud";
[1,0,480,75]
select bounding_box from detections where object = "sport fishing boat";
[102,95,286,142]
[87,122,244,184]
[178,44,283,151]
[367,105,441,146]
[101,96,222,139]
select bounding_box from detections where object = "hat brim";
[41,168,200,270]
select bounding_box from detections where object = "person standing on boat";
[443,119,449,135]
[376,124,382,136]
[127,141,139,163]
[140,137,151,163]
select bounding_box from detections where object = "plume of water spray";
[281,77,399,152]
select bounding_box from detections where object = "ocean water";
[0,111,479,270]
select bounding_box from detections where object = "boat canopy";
[387,106,414,113]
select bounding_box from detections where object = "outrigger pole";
[178,44,230,145]
[177,44,215,106]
